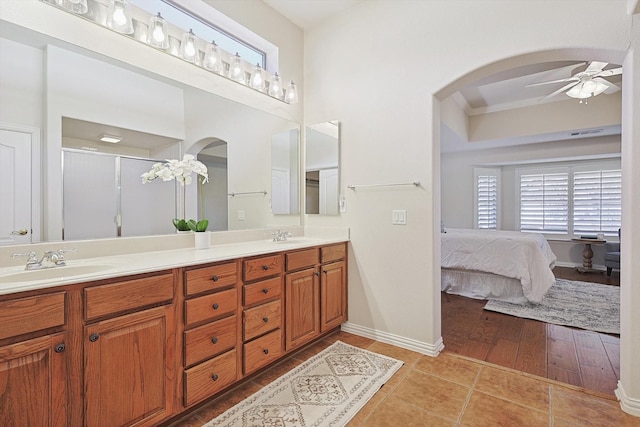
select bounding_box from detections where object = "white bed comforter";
[441,229,557,303]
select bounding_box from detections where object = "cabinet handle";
[89,333,99,342]
[212,303,219,310]
[262,288,269,294]
[211,275,219,282]
[211,337,218,344]
[262,316,269,323]
[54,343,66,353]
[262,265,269,270]
[263,348,269,355]
[314,272,320,277]
[323,270,328,274]
[211,374,219,381]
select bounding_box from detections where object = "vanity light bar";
[41,0,299,104]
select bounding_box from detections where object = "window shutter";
[476,174,497,229]
[573,169,621,235]
[520,172,568,233]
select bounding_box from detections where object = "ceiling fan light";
[566,83,588,99]
[593,81,609,96]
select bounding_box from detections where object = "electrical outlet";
[237,210,245,221]
[392,210,407,225]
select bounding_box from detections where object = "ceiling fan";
[528,61,622,103]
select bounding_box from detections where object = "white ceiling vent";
[569,129,604,137]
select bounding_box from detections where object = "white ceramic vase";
[194,231,210,250]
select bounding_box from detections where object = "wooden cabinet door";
[0,333,68,427]
[321,261,347,332]
[285,268,319,351]
[84,305,175,427]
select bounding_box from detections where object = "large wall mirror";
[0,22,301,244]
[305,121,340,215]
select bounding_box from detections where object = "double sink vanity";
[0,230,348,426]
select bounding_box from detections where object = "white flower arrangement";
[141,154,210,232]
[141,154,209,186]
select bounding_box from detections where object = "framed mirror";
[305,121,340,215]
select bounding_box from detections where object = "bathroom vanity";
[0,237,348,427]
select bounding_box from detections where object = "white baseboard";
[615,381,640,417]
[340,322,444,357]
[554,261,607,271]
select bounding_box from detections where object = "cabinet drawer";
[185,262,237,296]
[286,248,319,272]
[321,244,346,263]
[243,300,281,341]
[0,292,66,340]
[243,255,283,282]
[184,349,237,407]
[243,329,282,375]
[84,273,174,321]
[243,276,281,307]
[185,288,238,327]
[184,315,237,367]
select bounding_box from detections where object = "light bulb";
[179,29,199,64]
[269,72,284,98]
[582,80,597,94]
[107,0,133,35]
[250,63,265,91]
[229,53,245,83]
[147,13,169,49]
[204,41,223,73]
[66,0,88,14]
[285,80,298,104]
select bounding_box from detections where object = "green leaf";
[173,218,191,231]
[196,219,208,232]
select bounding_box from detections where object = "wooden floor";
[441,267,620,396]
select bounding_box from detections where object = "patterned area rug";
[203,341,403,427]
[484,278,619,334]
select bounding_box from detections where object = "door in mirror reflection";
[198,140,228,231]
[271,129,299,215]
[305,121,340,215]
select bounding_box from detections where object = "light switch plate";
[237,210,246,221]
[392,210,407,225]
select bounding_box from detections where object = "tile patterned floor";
[168,331,640,427]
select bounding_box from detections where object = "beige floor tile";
[474,365,550,412]
[251,356,304,386]
[552,385,640,426]
[193,380,263,422]
[461,391,549,427]
[364,341,423,366]
[413,352,482,386]
[392,369,469,420]
[324,330,376,348]
[361,395,456,427]
[345,388,386,427]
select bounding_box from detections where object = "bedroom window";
[474,168,500,229]
[573,168,621,236]
[517,161,621,238]
[519,171,569,234]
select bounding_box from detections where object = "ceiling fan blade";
[585,61,608,73]
[539,81,581,101]
[597,67,622,77]
[526,77,578,87]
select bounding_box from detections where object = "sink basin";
[1,264,115,283]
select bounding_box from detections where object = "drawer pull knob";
[211,337,218,344]
[262,265,269,271]
[89,333,99,342]
[262,288,269,294]
[323,270,328,274]
[211,374,219,381]
[212,275,219,282]
[54,343,66,353]
[263,348,269,355]
[212,303,220,310]
[262,316,269,323]
[314,272,320,277]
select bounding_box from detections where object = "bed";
[441,228,557,304]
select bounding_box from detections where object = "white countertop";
[0,236,348,296]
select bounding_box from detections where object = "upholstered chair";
[604,228,621,276]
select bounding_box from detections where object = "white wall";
[304,0,640,411]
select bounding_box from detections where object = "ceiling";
[261,0,363,30]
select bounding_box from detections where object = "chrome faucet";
[272,229,292,242]
[12,249,77,270]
